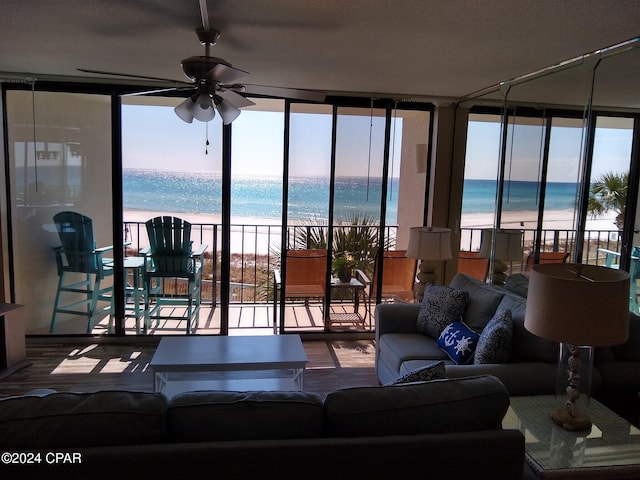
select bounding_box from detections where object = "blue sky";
[123,103,633,183]
[465,119,633,182]
[122,102,400,178]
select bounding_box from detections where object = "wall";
[396,110,430,249]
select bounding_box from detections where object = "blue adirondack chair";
[142,216,206,334]
[50,211,114,333]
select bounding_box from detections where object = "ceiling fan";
[171,26,253,125]
[78,1,325,124]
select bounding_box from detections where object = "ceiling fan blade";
[216,89,256,108]
[78,68,191,85]
[205,63,249,85]
[243,84,326,102]
[125,86,195,97]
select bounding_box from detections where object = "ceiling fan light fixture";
[194,92,212,108]
[174,97,195,123]
[192,92,215,122]
[214,96,241,125]
[174,92,216,123]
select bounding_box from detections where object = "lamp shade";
[406,227,452,261]
[524,263,630,347]
[479,228,523,261]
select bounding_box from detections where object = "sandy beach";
[461,209,618,231]
[125,208,619,255]
[124,209,284,255]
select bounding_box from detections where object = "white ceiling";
[1,0,639,108]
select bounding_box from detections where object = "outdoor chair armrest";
[598,248,620,256]
[94,245,114,253]
[355,268,371,285]
[191,244,207,257]
[598,248,621,268]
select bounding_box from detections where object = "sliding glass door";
[5,90,113,334]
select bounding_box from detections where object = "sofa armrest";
[374,303,421,339]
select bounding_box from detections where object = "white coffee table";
[504,395,640,479]
[150,335,308,398]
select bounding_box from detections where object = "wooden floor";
[0,337,379,399]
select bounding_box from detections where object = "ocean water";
[122,169,579,223]
[461,179,579,214]
[123,169,400,223]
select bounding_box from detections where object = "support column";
[426,104,469,286]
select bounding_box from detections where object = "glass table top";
[504,395,640,474]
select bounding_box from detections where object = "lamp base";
[551,408,592,431]
[414,260,437,302]
[552,344,594,432]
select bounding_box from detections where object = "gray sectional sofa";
[375,273,640,424]
[0,376,524,479]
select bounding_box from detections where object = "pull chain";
[390,101,397,201]
[31,82,39,190]
[205,121,209,155]
[366,98,373,201]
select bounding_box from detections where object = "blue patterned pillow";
[437,321,479,365]
[417,284,470,339]
[390,361,446,385]
[474,309,513,364]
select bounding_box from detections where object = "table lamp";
[479,228,523,285]
[407,226,453,300]
[524,263,629,431]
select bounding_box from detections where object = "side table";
[329,277,368,329]
[504,395,640,479]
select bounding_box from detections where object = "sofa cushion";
[450,273,505,331]
[446,363,558,396]
[510,318,559,363]
[0,391,168,449]
[504,273,529,297]
[416,284,469,338]
[324,375,510,437]
[492,289,559,363]
[475,309,513,364]
[495,294,526,323]
[168,390,324,442]
[378,333,447,377]
[390,360,446,385]
[612,313,640,361]
[437,321,479,364]
[595,360,640,391]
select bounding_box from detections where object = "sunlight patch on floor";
[52,356,102,374]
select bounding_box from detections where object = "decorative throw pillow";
[417,284,470,339]
[390,361,447,385]
[437,321,479,365]
[504,274,529,298]
[474,309,513,364]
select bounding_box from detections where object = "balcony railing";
[124,221,621,306]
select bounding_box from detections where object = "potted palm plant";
[332,252,357,283]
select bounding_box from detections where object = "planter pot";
[338,267,352,283]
